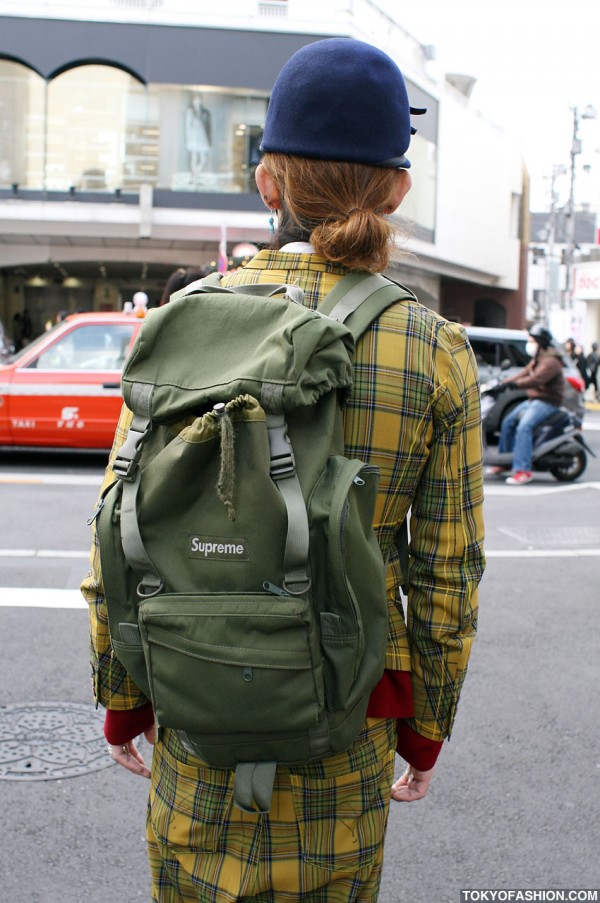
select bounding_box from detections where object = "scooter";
[480,379,596,482]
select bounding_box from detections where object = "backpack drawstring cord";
[213,404,236,521]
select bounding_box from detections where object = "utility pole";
[544,163,565,323]
[563,105,596,328]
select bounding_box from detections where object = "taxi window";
[32,324,136,371]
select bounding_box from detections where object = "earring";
[269,213,275,236]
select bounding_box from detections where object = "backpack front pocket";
[138,592,324,736]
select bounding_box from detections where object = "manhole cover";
[0,702,114,781]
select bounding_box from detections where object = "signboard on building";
[573,262,600,301]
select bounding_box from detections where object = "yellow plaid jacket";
[81,249,485,743]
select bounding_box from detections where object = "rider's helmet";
[528,323,553,349]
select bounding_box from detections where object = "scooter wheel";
[549,449,587,482]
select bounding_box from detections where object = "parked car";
[466,325,586,438]
[0,312,142,450]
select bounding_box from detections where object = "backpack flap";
[121,288,356,422]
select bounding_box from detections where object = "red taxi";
[0,313,142,450]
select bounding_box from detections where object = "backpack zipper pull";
[87,498,105,525]
[263,581,291,597]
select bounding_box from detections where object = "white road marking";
[0,473,101,486]
[484,481,600,496]
[0,549,89,558]
[1,540,599,613]
[0,587,86,608]
[485,548,600,558]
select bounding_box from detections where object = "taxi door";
[3,320,139,449]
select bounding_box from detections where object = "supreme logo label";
[189,536,249,561]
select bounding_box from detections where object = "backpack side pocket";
[97,481,151,699]
[309,457,388,713]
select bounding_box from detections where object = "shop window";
[0,59,45,190]
[46,64,146,192]
[151,85,267,194]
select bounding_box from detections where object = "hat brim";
[375,154,411,169]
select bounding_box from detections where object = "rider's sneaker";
[486,465,510,476]
[505,470,533,485]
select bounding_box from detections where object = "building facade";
[0,0,527,338]
[529,209,600,346]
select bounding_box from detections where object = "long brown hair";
[261,153,403,273]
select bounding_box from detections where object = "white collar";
[279,242,315,253]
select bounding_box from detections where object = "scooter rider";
[490,323,565,485]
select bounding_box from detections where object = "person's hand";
[391,765,435,802]
[108,725,155,779]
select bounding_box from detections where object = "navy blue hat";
[260,38,425,169]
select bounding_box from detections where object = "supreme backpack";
[95,271,415,812]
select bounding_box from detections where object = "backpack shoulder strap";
[320,271,415,590]
[318,271,416,341]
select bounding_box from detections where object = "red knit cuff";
[104,703,154,745]
[395,719,443,771]
[366,669,414,718]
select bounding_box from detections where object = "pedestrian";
[586,341,599,399]
[82,37,485,901]
[564,337,589,387]
[492,323,565,485]
[11,311,23,351]
[159,266,207,305]
[21,308,33,343]
[132,290,149,318]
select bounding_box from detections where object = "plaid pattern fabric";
[223,251,485,741]
[82,249,485,741]
[146,720,396,902]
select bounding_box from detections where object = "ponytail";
[261,153,403,273]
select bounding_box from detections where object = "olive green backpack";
[95,271,414,812]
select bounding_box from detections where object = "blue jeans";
[498,399,558,472]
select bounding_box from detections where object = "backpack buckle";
[112,455,138,482]
[113,418,152,482]
[270,451,295,481]
[266,417,296,480]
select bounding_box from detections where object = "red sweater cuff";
[395,719,443,771]
[366,669,414,718]
[104,703,154,745]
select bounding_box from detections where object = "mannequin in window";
[185,94,212,183]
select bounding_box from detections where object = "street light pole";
[563,104,596,329]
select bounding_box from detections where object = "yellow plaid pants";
[146,718,396,902]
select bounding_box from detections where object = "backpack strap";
[112,384,164,598]
[262,401,311,595]
[318,271,416,340]
[233,761,277,814]
[320,271,416,591]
